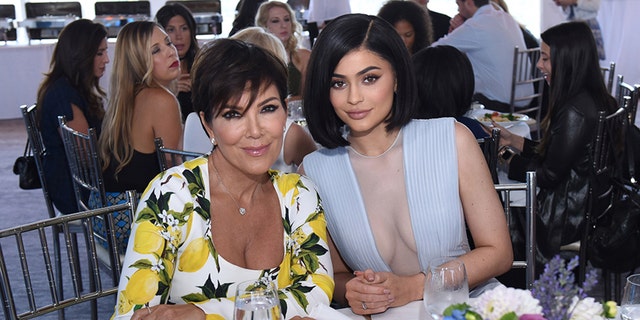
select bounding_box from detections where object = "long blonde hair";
[99,21,162,175]
[255,1,302,59]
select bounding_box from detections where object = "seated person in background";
[231,27,317,172]
[378,0,434,55]
[492,0,539,49]
[450,0,539,50]
[156,3,200,123]
[256,1,310,102]
[112,38,333,320]
[431,0,531,113]
[412,45,489,139]
[411,0,451,41]
[37,19,109,214]
[495,21,617,270]
[229,0,267,37]
[301,14,512,315]
[99,21,183,196]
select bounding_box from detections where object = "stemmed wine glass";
[234,277,282,320]
[621,274,640,320]
[423,257,469,320]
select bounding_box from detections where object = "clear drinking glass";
[234,278,281,320]
[621,274,640,320]
[423,257,469,320]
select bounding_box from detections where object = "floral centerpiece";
[442,256,617,320]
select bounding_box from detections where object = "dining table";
[336,301,427,319]
[306,301,429,320]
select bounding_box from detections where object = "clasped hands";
[345,269,424,315]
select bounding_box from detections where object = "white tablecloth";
[336,301,427,320]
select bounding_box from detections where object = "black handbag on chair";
[588,180,640,272]
[587,115,640,272]
[13,139,41,190]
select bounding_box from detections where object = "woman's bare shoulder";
[136,87,179,110]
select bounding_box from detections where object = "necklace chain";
[348,130,401,159]
[212,162,247,215]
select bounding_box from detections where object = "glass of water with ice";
[234,277,281,320]
[423,257,469,320]
[621,274,640,320]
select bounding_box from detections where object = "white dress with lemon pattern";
[112,157,334,319]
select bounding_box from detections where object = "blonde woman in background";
[256,1,310,101]
[232,27,318,172]
[99,21,183,196]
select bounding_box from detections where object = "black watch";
[499,146,516,162]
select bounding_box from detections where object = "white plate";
[473,111,530,127]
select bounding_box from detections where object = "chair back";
[570,106,629,299]
[0,191,137,320]
[155,137,206,171]
[600,61,616,94]
[58,115,126,280]
[57,115,106,212]
[615,75,640,124]
[509,47,544,128]
[495,171,537,289]
[19,104,56,219]
[592,107,628,177]
[478,127,501,184]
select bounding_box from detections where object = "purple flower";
[531,255,603,320]
[520,314,547,320]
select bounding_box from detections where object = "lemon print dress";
[112,157,334,319]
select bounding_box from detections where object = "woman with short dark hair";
[301,13,512,315]
[112,39,333,319]
[412,45,488,138]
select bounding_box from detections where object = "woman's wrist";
[414,272,426,301]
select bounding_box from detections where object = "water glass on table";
[234,277,282,320]
[621,274,640,320]
[423,257,469,320]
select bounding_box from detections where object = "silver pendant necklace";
[212,162,247,215]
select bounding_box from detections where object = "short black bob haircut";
[303,14,417,149]
[191,38,288,124]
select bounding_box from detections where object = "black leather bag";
[588,180,640,272]
[13,140,41,190]
[587,121,640,272]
